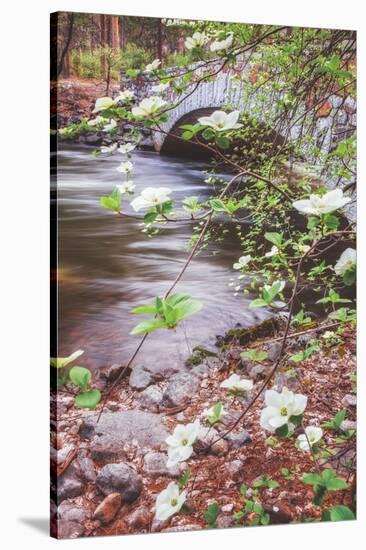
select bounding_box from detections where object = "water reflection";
[55,144,270,374]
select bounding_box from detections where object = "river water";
[54,144,270,374]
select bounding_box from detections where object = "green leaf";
[69,366,92,391]
[329,505,355,521]
[131,303,157,314]
[182,130,193,140]
[100,195,120,212]
[204,502,220,527]
[264,232,283,247]
[302,472,322,486]
[324,214,340,231]
[178,468,192,489]
[216,136,231,150]
[210,199,227,212]
[143,210,158,224]
[249,298,268,308]
[74,388,101,409]
[325,477,348,491]
[275,424,289,438]
[201,127,215,141]
[175,298,203,321]
[241,349,268,362]
[307,216,320,230]
[50,349,84,369]
[343,269,356,286]
[130,318,168,335]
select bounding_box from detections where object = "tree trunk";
[157,18,163,61]
[57,13,74,78]
[120,16,127,49]
[100,14,106,79]
[111,16,120,49]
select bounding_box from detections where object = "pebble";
[96,463,143,503]
[93,493,122,524]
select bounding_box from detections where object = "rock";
[126,505,152,529]
[151,517,169,532]
[240,357,255,373]
[143,452,183,478]
[266,341,282,362]
[342,394,357,408]
[227,459,244,481]
[340,420,356,432]
[50,444,75,466]
[248,364,268,380]
[58,501,90,523]
[85,133,102,145]
[52,519,85,539]
[80,410,169,450]
[139,385,164,412]
[100,364,131,382]
[162,524,201,532]
[216,514,234,529]
[264,502,292,524]
[190,364,210,378]
[162,372,199,408]
[106,401,120,411]
[129,365,153,390]
[223,430,251,449]
[196,428,229,456]
[77,457,96,482]
[93,493,121,524]
[57,463,84,502]
[90,434,126,462]
[96,463,142,503]
[221,503,234,513]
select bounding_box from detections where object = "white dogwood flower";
[87,115,108,126]
[233,254,251,270]
[151,82,170,94]
[145,59,161,73]
[260,387,307,432]
[103,119,117,132]
[118,143,136,154]
[132,96,167,118]
[220,373,253,393]
[116,161,133,174]
[297,426,323,451]
[116,181,136,194]
[113,90,135,104]
[93,96,114,113]
[198,110,242,131]
[292,189,350,216]
[165,420,200,466]
[265,246,279,257]
[210,33,234,52]
[130,187,172,211]
[155,482,186,521]
[100,143,118,154]
[185,32,209,49]
[334,248,356,275]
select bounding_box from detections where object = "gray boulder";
[96,463,142,503]
[90,434,126,462]
[139,385,164,412]
[143,451,182,478]
[129,365,153,390]
[162,372,199,408]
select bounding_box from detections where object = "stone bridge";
[121,61,356,160]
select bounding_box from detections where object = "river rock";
[223,430,251,449]
[77,457,96,482]
[91,434,126,462]
[162,372,200,408]
[190,364,210,378]
[342,394,357,408]
[80,410,169,450]
[266,341,282,362]
[143,451,183,478]
[93,493,121,524]
[96,463,142,503]
[57,463,84,502]
[58,501,90,523]
[129,365,153,390]
[126,505,152,529]
[52,519,85,539]
[100,363,131,382]
[139,385,164,412]
[85,133,102,145]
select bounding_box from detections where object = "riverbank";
[51,316,356,538]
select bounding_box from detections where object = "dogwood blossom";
[93,96,114,113]
[116,161,133,174]
[292,189,350,216]
[113,90,134,104]
[132,96,167,118]
[118,143,136,154]
[265,246,279,257]
[155,482,186,521]
[103,119,117,132]
[116,181,136,194]
[297,426,323,451]
[334,248,356,275]
[260,387,307,432]
[185,32,209,49]
[198,110,242,131]
[151,82,170,94]
[166,420,200,466]
[145,59,161,73]
[87,115,108,126]
[233,254,251,270]
[100,143,118,154]
[210,33,234,52]
[130,187,172,211]
[220,373,253,393]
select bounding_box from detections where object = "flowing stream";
[53,144,270,374]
